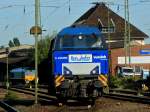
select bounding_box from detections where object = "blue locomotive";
[9,67,35,85]
[51,25,109,101]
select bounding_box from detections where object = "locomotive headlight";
[92,70,96,74]
[66,71,70,74]
[63,66,72,75]
[90,66,99,75]
[78,35,83,40]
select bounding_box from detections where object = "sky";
[0,0,150,46]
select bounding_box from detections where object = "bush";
[109,75,136,89]
[122,77,135,89]
[144,76,150,91]
[109,75,122,88]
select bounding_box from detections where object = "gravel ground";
[1,88,150,112]
[15,105,57,112]
[0,88,6,112]
[0,89,6,100]
[0,107,5,112]
[13,97,150,112]
[94,97,150,112]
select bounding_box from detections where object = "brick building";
[74,3,148,48]
[74,3,150,75]
[110,45,150,75]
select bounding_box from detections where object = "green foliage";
[0,46,4,49]
[8,37,20,47]
[145,76,150,90]
[8,40,15,47]
[37,33,56,64]
[122,77,136,89]
[23,32,56,64]
[109,75,123,88]
[5,91,18,100]
[110,75,136,89]
[13,37,20,46]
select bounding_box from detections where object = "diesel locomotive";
[9,67,35,85]
[50,25,109,101]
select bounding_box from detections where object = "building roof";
[0,45,34,64]
[74,3,149,41]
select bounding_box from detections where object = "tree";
[0,46,4,49]
[38,35,54,64]
[13,37,20,46]
[8,40,14,47]
[29,31,57,64]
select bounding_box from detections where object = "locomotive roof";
[10,67,34,73]
[10,68,26,73]
[58,26,101,36]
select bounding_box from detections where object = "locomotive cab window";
[54,34,107,50]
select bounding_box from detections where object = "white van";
[121,67,134,76]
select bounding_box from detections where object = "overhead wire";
[0,0,150,41]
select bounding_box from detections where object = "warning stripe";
[98,75,108,86]
[55,76,63,82]
[99,75,108,82]
[55,75,65,87]
[55,75,59,79]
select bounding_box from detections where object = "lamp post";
[6,47,9,94]
[30,27,42,105]
[30,0,41,104]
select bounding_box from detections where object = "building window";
[98,18,115,33]
[134,66,142,73]
[102,27,115,33]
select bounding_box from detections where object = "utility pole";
[6,48,9,94]
[124,0,127,66]
[127,0,131,65]
[34,0,40,104]
[107,3,111,92]
[124,0,131,66]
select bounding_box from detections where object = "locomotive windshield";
[54,34,107,50]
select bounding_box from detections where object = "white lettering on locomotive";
[69,54,92,62]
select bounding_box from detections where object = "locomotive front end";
[52,26,109,100]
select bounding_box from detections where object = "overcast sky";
[0,0,150,46]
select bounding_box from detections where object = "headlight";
[90,66,99,75]
[66,71,70,74]
[92,70,96,74]
[63,66,72,75]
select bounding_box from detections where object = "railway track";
[10,86,150,104]
[0,100,20,112]
[9,87,56,102]
[8,86,150,112]
[11,86,48,95]
[9,87,98,111]
[104,92,150,104]
[110,88,150,96]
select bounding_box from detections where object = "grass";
[5,91,19,100]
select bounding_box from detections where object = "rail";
[0,100,20,112]
[104,92,150,104]
[9,87,97,111]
